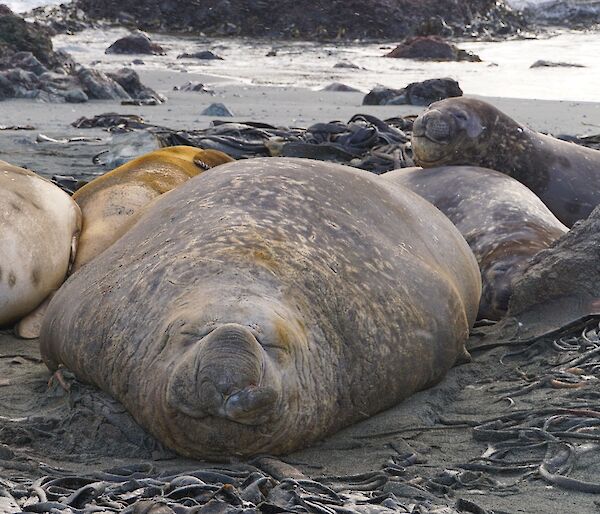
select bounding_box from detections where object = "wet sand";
[1,68,600,512]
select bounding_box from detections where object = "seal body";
[71,146,233,270]
[411,97,600,227]
[41,157,481,459]
[382,166,568,320]
[0,160,81,330]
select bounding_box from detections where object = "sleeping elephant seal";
[0,160,81,338]
[41,157,481,460]
[71,146,233,271]
[411,97,600,227]
[382,166,568,320]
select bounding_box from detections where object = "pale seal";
[71,146,233,270]
[0,160,81,338]
[411,97,600,227]
[382,166,568,320]
[41,157,481,459]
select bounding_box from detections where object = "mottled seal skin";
[382,166,568,320]
[0,160,81,334]
[71,146,233,270]
[411,97,600,227]
[41,157,481,460]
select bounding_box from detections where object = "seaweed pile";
[72,113,416,175]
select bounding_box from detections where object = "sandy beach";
[2,66,600,179]
[2,59,600,513]
[2,0,600,502]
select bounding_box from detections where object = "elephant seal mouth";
[166,323,283,427]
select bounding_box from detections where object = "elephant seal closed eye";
[382,165,568,320]
[411,97,600,227]
[71,146,233,271]
[0,160,81,338]
[41,157,481,460]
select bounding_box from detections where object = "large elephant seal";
[41,157,481,459]
[411,97,600,227]
[0,160,81,337]
[71,146,233,270]
[382,166,568,320]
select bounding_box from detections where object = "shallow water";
[53,27,600,102]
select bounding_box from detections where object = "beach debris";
[556,132,600,151]
[530,59,586,68]
[172,81,214,94]
[51,174,88,194]
[105,30,166,55]
[72,112,147,130]
[176,50,223,60]
[200,102,234,117]
[36,134,101,143]
[0,124,35,130]
[320,82,362,92]
[92,131,162,168]
[0,456,493,514]
[385,36,481,62]
[363,78,462,106]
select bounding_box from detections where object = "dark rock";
[320,82,362,93]
[0,6,60,68]
[403,77,462,106]
[105,31,166,55]
[76,66,130,100]
[333,61,362,69]
[530,59,585,68]
[173,81,214,94]
[362,85,403,106]
[415,15,454,37]
[64,87,89,103]
[510,206,600,319]
[107,67,166,103]
[482,206,600,343]
[132,59,145,65]
[67,0,526,40]
[385,36,481,62]
[200,103,234,117]
[363,78,462,106]
[177,50,223,60]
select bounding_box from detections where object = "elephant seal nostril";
[425,117,451,143]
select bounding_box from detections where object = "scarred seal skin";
[41,157,481,460]
[382,166,568,320]
[411,97,600,227]
[0,160,81,332]
[71,146,233,271]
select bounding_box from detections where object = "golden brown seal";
[72,146,233,270]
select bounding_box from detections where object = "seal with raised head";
[410,97,600,227]
[0,160,81,338]
[71,146,233,270]
[41,157,481,459]
[382,165,568,320]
